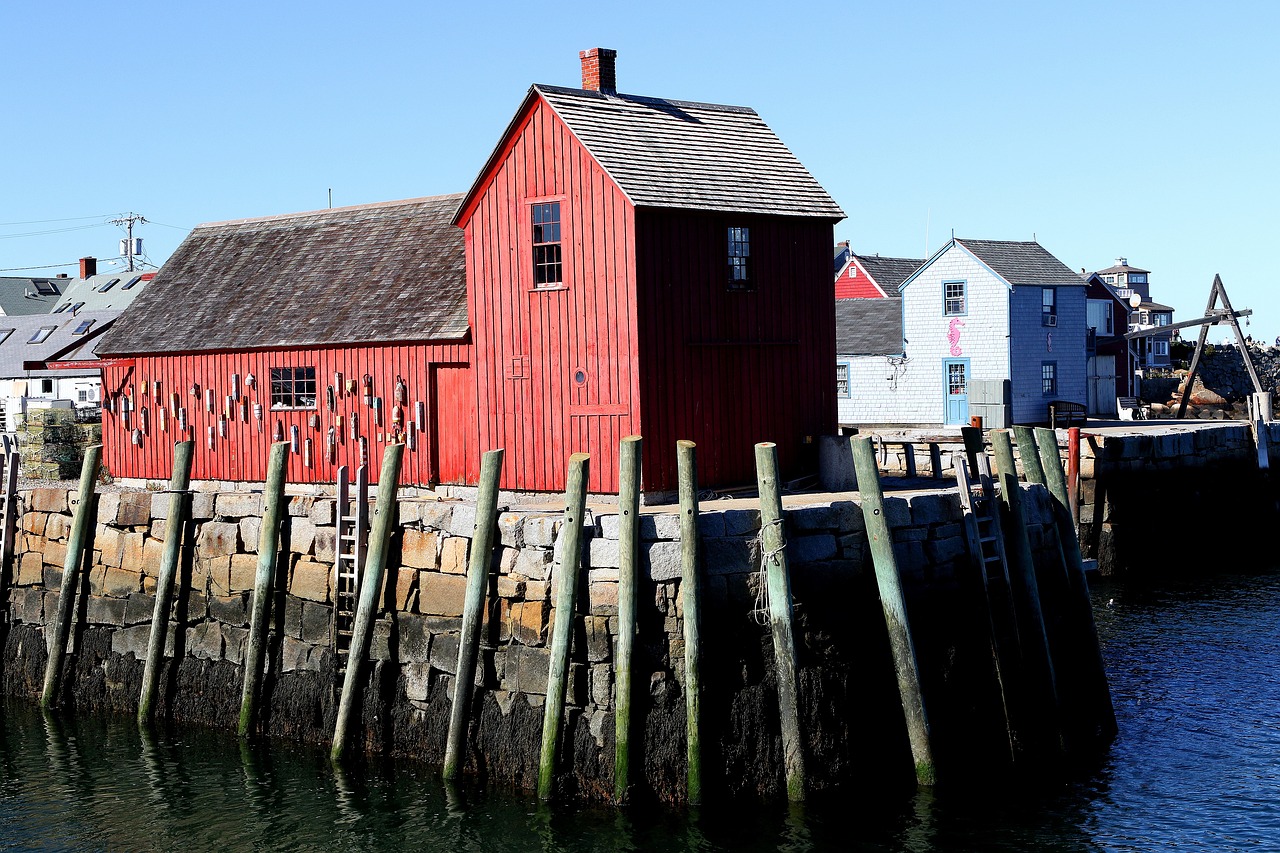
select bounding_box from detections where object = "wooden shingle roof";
[836,298,903,355]
[98,195,468,356]
[956,239,1085,288]
[527,85,845,219]
[855,255,923,295]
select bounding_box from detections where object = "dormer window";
[532,202,563,287]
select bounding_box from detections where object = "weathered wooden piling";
[850,435,935,786]
[238,441,290,737]
[538,452,590,800]
[1066,427,1082,528]
[442,447,504,780]
[614,436,642,804]
[1034,427,1117,743]
[138,439,195,726]
[0,441,18,604]
[754,441,805,803]
[40,445,102,710]
[961,424,985,479]
[677,440,703,805]
[1013,426,1047,485]
[331,442,404,761]
[990,430,1064,756]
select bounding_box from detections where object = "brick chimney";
[580,48,617,94]
[79,256,97,279]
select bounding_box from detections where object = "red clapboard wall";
[834,258,889,299]
[459,96,640,495]
[635,210,836,492]
[99,342,475,486]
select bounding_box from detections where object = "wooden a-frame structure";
[1123,274,1262,419]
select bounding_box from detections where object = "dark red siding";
[635,210,836,492]
[461,97,640,494]
[100,342,476,486]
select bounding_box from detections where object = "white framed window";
[836,362,851,398]
[1041,362,1057,396]
[943,281,966,315]
[1153,340,1169,357]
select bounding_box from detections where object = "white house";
[837,238,1088,429]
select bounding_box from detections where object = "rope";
[750,517,788,626]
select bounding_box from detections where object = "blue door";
[944,359,969,425]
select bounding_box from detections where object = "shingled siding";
[1,483,1068,802]
[100,342,475,486]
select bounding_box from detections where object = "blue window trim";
[836,361,852,399]
[943,280,968,316]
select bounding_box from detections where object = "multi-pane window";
[532,202,562,287]
[944,281,966,315]
[1042,362,1057,396]
[947,363,967,396]
[1042,288,1057,326]
[836,363,850,398]
[270,366,317,409]
[727,227,751,289]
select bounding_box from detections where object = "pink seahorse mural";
[947,318,965,356]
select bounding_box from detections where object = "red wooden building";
[94,196,478,486]
[456,48,844,493]
[96,49,844,494]
[833,242,923,299]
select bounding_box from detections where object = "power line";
[0,223,108,240]
[0,214,119,227]
[0,261,80,272]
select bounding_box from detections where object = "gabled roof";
[0,311,121,378]
[97,194,469,356]
[954,239,1085,288]
[49,271,155,314]
[835,298,903,355]
[457,84,844,224]
[854,254,923,295]
[0,275,76,316]
[834,243,852,276]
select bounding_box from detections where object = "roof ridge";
[194,193,465,231]
[533,83,757,115]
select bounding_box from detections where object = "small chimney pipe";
[580,48,617,94]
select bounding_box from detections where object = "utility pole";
[110,212,147,271]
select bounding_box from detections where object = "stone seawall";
[0,478,1071,803]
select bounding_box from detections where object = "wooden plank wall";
[635,210,837,492]
[464,97,640,494]
[100,342,475,486]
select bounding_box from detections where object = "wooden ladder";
[333,465,369,681]
[953,449,1024,762]
[0,435,18,623]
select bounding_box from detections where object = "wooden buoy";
[443,448,504,780]
[40,445,102,709]
[538,452,590,800]
[138,440,195,726]
[850,435,936,786]
[755,442,805,802]
[238,441,290,737]
[676,440,703,805]
[331,442,405,762]
[614,436,642,804]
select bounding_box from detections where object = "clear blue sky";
[5,1,1277,344]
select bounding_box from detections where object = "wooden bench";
[1117,396,1148,421]
[1048,400,1087,429]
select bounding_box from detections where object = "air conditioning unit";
[1044,314,1058,327]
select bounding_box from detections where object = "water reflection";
[3,568,1280,849]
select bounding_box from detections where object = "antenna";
[109,212,147,272]
[924,207,930,257]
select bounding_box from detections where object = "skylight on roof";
[0,330,13,345]
[33,280,59,296]
[98,278,120,292]
[72,319,95,335]
[121,275,143,290]
[28,326,55,344]
[54,303,72,313]
[71,302,85,313]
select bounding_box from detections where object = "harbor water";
[3,559,1279,851]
